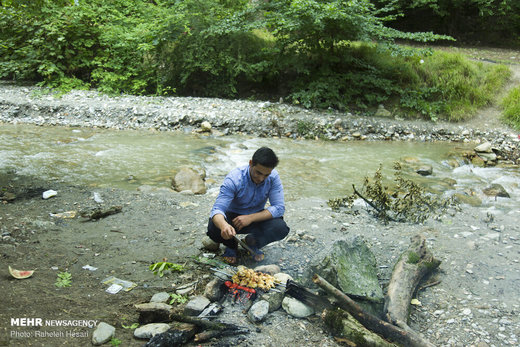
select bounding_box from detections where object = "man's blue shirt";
[210,165,285,220]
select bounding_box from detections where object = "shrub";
[328,162,456,224]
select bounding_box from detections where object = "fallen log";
[286,281,397,347]
[322,309,398,347]
[384,234,441,333]
[313,274,435,347]
[80,205,122,221]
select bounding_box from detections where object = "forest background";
[1,0,519,128]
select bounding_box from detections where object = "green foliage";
[109,338,122,347]
[328,162,457,223]
[501,86,520,130]
[378,0,520,46]
[55,271,72,287]
[296,120,314,137]
[169,293,188,305]
[149,261,184,277]
[0,0,513,122]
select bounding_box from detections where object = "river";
[1,123,518,212]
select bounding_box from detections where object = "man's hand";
[213,214,236,240]
[232,215,253,231]
[220,222,236,240]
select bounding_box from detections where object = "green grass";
[501,86,520,130]
[402,51,511,122]
[322,45,512,123]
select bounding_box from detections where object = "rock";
[374,105,392,118]
[91,322,115,346]
[273,273,293,287]
[416,165,433,176]
[471,155,486,167]
[172,167,206,194]
[478,152,497,162]
[134,323,170,339]
[282,296,314,318]
[204,278,225,302]
[260,289,284,312]
[197,302,222,318]
[150,292,171,304]
[482,183,510,198]
[176,286,194,295]
[42,190,57,199]
[248,300,270,323]
[202,236,220,251]
[135,302,173,324]
[474,142,492,153]
[200,121,212,132]
[0,191,16,201]
[135,302,173,313]
[184,296,210,316]
[453,193,482,207]
[307,236,384,310]
[253,264,281,275]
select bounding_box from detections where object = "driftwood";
[80,205,122,221]
[384,234,441,333]
[313,274,435,347]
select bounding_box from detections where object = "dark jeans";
[206,212,290,250]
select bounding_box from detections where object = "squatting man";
[206,147,290,264]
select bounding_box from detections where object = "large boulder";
[306,236,384,314]
[172,167,206,194]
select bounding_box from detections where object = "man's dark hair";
[252,147,279,168]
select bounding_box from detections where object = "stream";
[1,123,518,212]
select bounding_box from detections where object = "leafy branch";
[328,162,456,223]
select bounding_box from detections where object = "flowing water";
[1,124,518,212]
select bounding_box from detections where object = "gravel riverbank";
[1,82,519,347]
[0,82,518,164]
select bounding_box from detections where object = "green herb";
[169,293,188,305]
[149,262,184,277]
[109,338,122,346]
[121,322,139,329]
[55,272,72,288]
